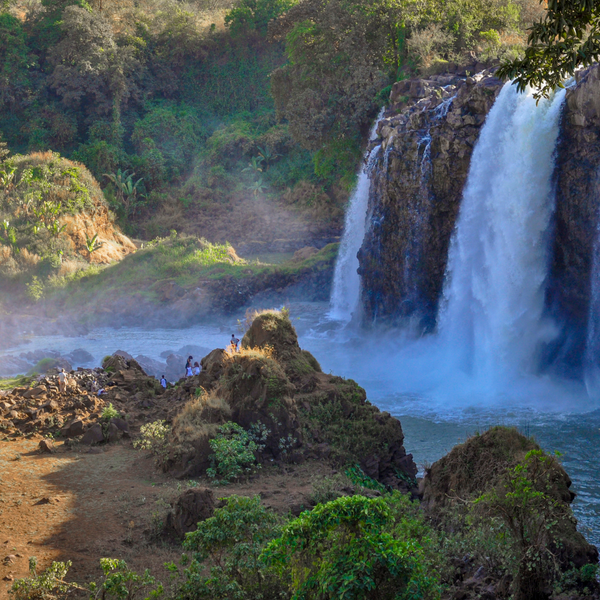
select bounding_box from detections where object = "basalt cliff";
[358,71,503,329]
[359,64,600,378]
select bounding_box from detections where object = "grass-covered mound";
[0,151,135,288]
[35,235,338,324]
[161,309,417,489]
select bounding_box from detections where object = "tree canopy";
[498,0,600,98]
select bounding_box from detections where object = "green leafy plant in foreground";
[9,559,81,600]
[177,495,284,600]
[89,558,163,600]
[262,494,441,600]
[9,557,162,600]
[207,422,261,484]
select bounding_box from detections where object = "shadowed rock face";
[544,65,600,377]
[358,72,503,329]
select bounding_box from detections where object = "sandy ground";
[0,436,328,598]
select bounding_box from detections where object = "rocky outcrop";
[545,65,600,376]
[163,488,215,540]
[423,427,599,598]
[358,72,503,329]
[164,310,417,490]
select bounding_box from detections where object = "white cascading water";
[438,83,566,383]
[584,176,600,397]
[329,111,384,321]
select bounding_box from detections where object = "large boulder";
[422,427,598,571]
[164,488,215,539]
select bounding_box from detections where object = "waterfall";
[584,172,600,397]
[438,83,566,381]
[329,111,383,321]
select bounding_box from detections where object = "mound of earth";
[423,426,599,599]
[165,310,418,491]
[0,151,135,280]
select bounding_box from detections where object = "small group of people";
[185,356,201,378]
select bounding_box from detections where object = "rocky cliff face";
[545,65,600,376]
[358,72,503,329]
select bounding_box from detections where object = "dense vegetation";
[10,444,599,600]
[0,0,546,241]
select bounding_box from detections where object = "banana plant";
[0,220,19,254]
[257,146,280,170]
[47,219,67,238]
[250,176,267,197]
[103,169,145,214]
[84,232,103,259]
[242,156,264,176]
[0,164,16,188]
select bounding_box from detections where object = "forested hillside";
[0,0,544,242]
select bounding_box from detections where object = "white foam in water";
[329,110,384,322]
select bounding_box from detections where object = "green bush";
[177,495,285,600]
[133,420,171,468]
[207,422,261,484]
[262,494,441,600]
[101,402,120,421]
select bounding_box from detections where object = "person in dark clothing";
[185,356,193,377]
[230,334,240,352]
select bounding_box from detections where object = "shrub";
[207,422,261,484]
[89,558,163,600]
[133,420,171,467]
[177,495,285,600]
[262,495,441,600]
[474,449,574,600]
[101,402,120,421]
[9,559,81,600]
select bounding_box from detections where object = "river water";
[2,300,599,546]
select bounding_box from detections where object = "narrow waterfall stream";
[329,111,383,321]
[438,83,566,381]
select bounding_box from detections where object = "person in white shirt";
[58,369,67,394]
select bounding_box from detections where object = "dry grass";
[225,344,274,361]
[171,389,231,447]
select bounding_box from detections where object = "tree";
[262,495,441,600]
[497,0,600,98]
[48,6,140,128]
[0,12,34,110]
[269,0,421,153]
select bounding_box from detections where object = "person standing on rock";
[230,334,240,353]
[193,362,201,376]
[185,356,193,377]
[58,369,67,394]
[160,375,167,389]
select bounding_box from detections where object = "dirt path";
[0,436,328,598]
[0,438,181,598]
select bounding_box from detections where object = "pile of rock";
[0,347,95,378]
